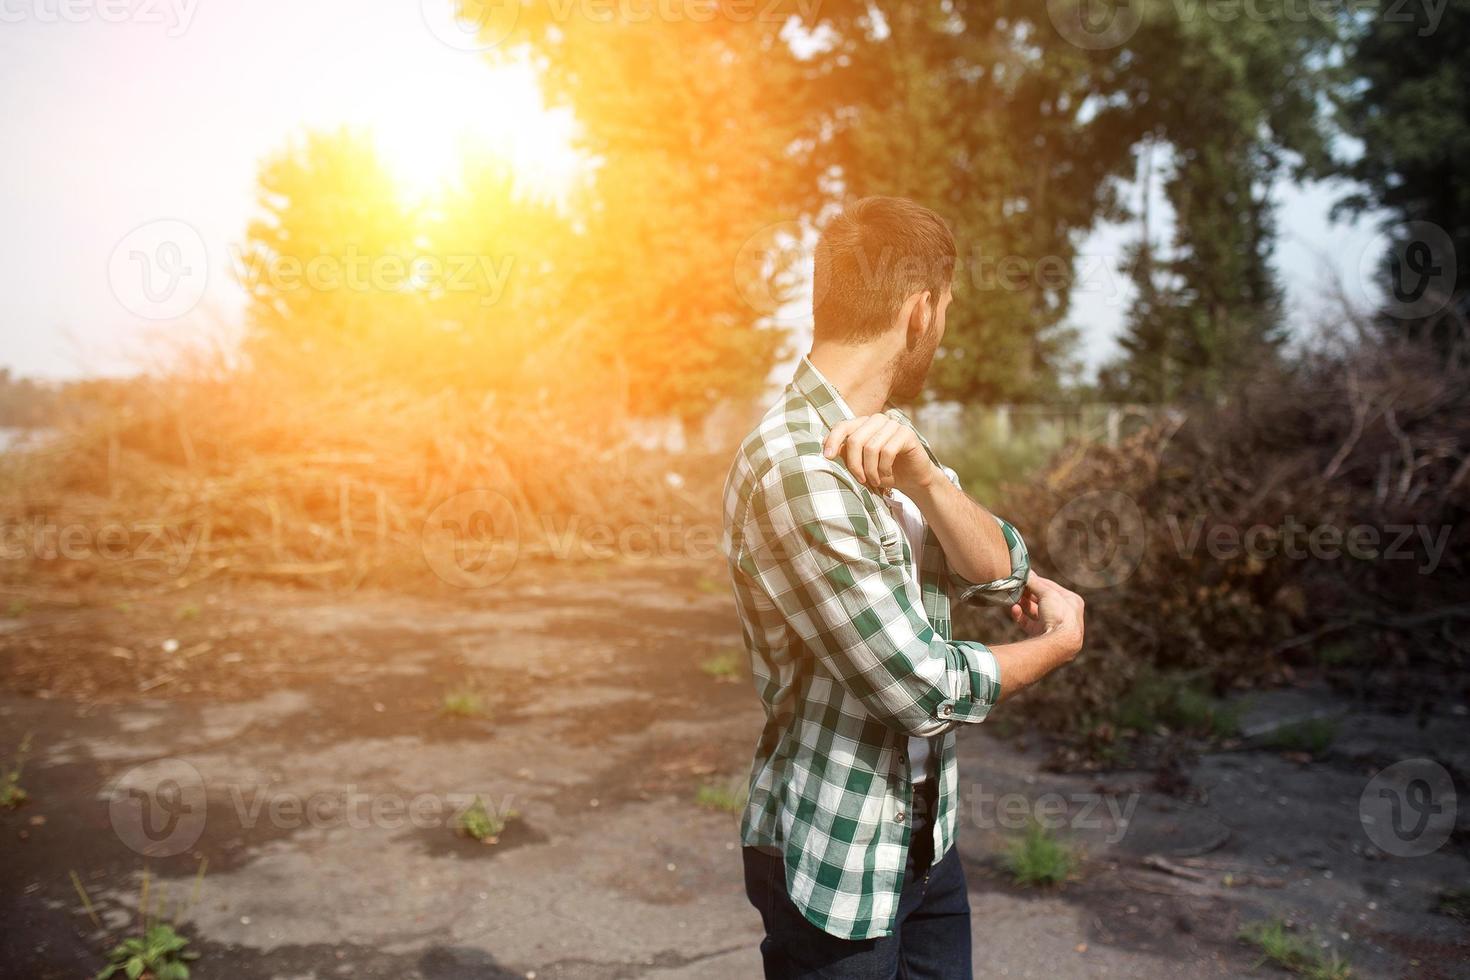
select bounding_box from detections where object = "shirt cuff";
[940,639,1002,724]
[952,515,1030,606]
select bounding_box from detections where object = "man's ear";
[904,289,932,349]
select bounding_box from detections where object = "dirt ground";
[1,561,1467,979]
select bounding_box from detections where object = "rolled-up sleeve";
[740,456,1001,734]
[938,466,1029,606]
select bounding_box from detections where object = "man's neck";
[807,342,895,417]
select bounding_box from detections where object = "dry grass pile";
[1,365,719,592]
[964,337,1470,739]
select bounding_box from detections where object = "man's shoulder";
[728,392,863,500]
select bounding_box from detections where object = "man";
[721,196,1086,979]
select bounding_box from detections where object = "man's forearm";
[906,466,1013,584]
[988,629,1079,703]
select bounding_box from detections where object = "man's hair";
[812,196,957,343]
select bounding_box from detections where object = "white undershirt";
[882,487,935,785]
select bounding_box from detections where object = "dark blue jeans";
[742,782,973,979]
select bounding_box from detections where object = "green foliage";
[938,410,1072,505]
[1,733,32,809]
[240,129,573,396]
[441,688,487,719]
[1099,1,1339,403]
[96,924,199,980]
[1334,0,1470,338]
[695,779,748,815]
[1002,823,1075,887]
[458,796,510,843]
[1435,888,1470,921]
[1261,718,1338,755]
[699,651,743,683]
[1239,919,1353,979]
[1115,670,1238,738]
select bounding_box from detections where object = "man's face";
[891,286,951,401]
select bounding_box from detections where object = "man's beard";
[890,329,940,402]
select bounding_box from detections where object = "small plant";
[1,733,33,809]
[699,651,742,682]
[173,603,201,622]
[695,780,747,815]
[1436,888,1470,921]
[97,923,199,980]
[1002,823,1074,887]
[458,796,510,843]
[79,863,209,980]
[1239,919,1352,979]
[441,687,486,719]
[1261,718,1338,755]
[1115,670,1237,738]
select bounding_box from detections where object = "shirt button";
[941,705,953,717]
[894,811,906,824]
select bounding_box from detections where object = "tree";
[1334,0,1469,350]
[467,7,815,423]
[238,129,571,392]
[1100,2,1336,402]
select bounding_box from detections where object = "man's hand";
[1008,573,1085,658]
[823,414,938,497]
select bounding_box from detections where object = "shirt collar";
[792,355,942,468]
[791,355,857,432]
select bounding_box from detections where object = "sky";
[0,0,1385,383]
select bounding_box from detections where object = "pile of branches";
[0,364,717,592]
[964,336,1470,734]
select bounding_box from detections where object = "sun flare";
[367,57,582,203]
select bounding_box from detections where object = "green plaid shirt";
[721,356,1030,940]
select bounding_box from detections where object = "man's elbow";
[869,701,955,738]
